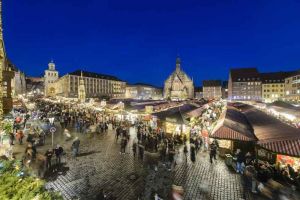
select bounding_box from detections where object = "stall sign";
[218,139,231,149]
[166,117,177,123]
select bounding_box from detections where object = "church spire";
[176,57,181,72]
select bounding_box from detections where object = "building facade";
[284,71,300,102]
[12,70,26,96]
[0,2,14,116]
[0,0,4,121]
[78,71,86,103]
[202,80,222,100]
[228,68,262,101]
[47,70,126,99]
[261,72,294,103]
[164,57,194,100]
[2,59,14,114]
[125,83,162,100]
[7,61,26,96]
[194,86,203,99]
[222,81,228,99]
[44,61,59,96]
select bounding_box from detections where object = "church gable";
[163,57,194,99]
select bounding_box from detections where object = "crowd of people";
[230,148,300,199]
[5,98,300,200]
[9,98,219,176]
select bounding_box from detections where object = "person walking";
[190,143,196,163]
[104,122,108,133]
[132,139,137,157]
[236,149,245,174]
[45,149,53,170]
[9,132,15,145]
[120,136,127,154]
[64,128,72,141]
[71,137,80,157]
[245,163,258,193]
[138,142,144,160]
[60,116,65,129]
[116,127,121,141]
[183,144,188,162]
[209,142,217,164]
[168,147,176,171]
[16,130,24,145]
[54,145,64,165]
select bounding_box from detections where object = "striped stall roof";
[211,126,257,142]
[258,138,300,157]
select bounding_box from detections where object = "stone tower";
[44,60,59,96]
[78,71,86,103]
[0,0,5,125]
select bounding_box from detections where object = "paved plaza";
[12,124,257,200]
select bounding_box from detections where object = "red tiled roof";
[211,126,257,141]
[186,107,205,118]
[242,107,300,141]
[258,138,300,157]
[230,68,260,82]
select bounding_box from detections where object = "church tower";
[176,57,181,72]
[78,71,86,103]
[44,60,59,96]
[163,57,194,100]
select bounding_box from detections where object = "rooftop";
[238,104,300,141]
[203,80,222,87]
[194,86,203,92]
[230,68,260,82]
[152,104,198,124]
[260,71,295,83]
[287,70,300,78]
[69,70,123,81]
[211,107,257,141]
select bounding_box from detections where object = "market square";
[1,1,300,200]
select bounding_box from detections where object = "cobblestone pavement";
[45,127,146,200]
[173,150,246,200]
[13,124,257,200]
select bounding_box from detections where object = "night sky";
[4,0,300,87]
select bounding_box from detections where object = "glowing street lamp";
[49,117,55,148]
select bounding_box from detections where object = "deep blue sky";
[3,0,300,87]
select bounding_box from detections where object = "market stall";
[238,103,300,170]
[257,138,300,170]
[152,103,198,137]
[210,107,257,157]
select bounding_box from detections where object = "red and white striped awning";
[258,138,300,157]
[211,126,257,142]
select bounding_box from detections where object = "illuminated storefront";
[165,121,190,135]
[277,155,300,170]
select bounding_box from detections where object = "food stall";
[257,138,300,170]
[238,103,300,170]
[277,154,300,171]
[210,107,257,160]
[152,104,198,138]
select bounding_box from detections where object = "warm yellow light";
[218,139,231,149]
